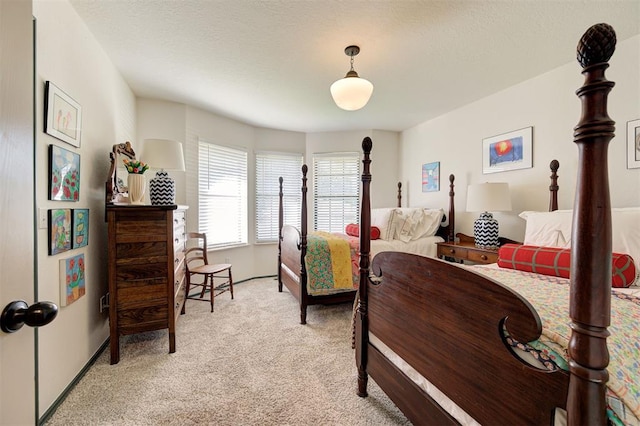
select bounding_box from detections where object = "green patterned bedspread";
[305,231,359,296]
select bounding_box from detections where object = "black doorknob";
[1,300,58,333]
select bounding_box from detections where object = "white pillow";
[520,207,640,271]
[519,210,572,248]
[390,208,445,242]
[371,208,397,240]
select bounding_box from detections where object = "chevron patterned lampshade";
[466,183,511,249]
[142,139,185,205]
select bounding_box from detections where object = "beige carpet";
[44,277,410,425]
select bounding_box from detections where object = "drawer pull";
[448,249,455,254]
[480,255,488,260]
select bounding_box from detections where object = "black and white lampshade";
[149,171,176,205]
[141,139,185,206]
[466,182,512,249]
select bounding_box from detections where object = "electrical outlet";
[224,257,230,263]
[99,293,109,313]
[38,208,48,229]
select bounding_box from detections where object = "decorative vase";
[473,211,499,249]
[127,173,146,205]
[149,170,176,205]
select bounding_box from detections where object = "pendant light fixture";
[330,45,374,111]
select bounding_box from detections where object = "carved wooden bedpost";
[568,23,616,426]
[549,160,559,212]
[397,182,402,207]
[299,165,309,325]
[278,177,283,292]
[356,137,373,397]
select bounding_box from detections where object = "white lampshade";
[142,139,185,171]
[330,75,374,111]
[466,183,512,213]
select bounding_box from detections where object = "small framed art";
[482,126,533,174]
[60,253,86,306]
[72,209,89,249]
[422,161,440,192]
[49,208,72,255]
[49,144,80,201]
[627,119,640,169]
[44,81,82,148]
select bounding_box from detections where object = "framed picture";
[49,144,80,201]
[627,119,640,169]
[59,253,86,307]
[72,209,89,249]
[422,161,440,192]
[482,126,533,174]
[49,208,72,255]
[44,81,82,148]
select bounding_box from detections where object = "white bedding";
[370,235,443,259]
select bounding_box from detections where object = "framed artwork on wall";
[49,208,71,255]
[627,119,640,169]
[49,144,80,201]
[482,126,533,174]
[59,253,85,307]
[422,161,440,192]
[44,81,82,148]
[72,209,89,249]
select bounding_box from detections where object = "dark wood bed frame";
[278,165,456,325]
[355,23,617,425]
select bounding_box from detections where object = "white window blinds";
[198,141,248,249]
[255,151,303,243]
[312,152,360,232]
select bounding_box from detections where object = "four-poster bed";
[355,23,638,425]
[278,166,456,324]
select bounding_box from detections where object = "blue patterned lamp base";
[149,171,176,205]
[474,212,499,249]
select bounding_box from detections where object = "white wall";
[34,0,137,417]
[305,129,400,209]
[400,35,640,242]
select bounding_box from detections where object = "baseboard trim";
[37,275,276,425]
[38,338,109,425]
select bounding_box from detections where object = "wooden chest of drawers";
[106,205,187,364]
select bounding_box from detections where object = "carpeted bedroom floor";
[44,277,410,425]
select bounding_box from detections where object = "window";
[198,141,247,249]
[255,151,303,243]
[313,152,360,232]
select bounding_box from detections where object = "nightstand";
[436,233,502,265]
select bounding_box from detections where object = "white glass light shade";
[330,76,374,111]
[466,183,512,212]
[141,139,185,171]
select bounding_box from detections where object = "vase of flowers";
[124,159,149,205]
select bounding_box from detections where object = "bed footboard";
[357,252,569,425]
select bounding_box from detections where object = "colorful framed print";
[627,119,640,169]
[72,209,89,249]
[482,126,533,174]
[44,81,82,148]
[422,161,440,192]
[59,253,86,307]
[49,144,80,201]
[49,208,72,255]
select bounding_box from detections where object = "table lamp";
[142,139,186,205]
[466,182,512,248]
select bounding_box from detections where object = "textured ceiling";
[68,0,639,133]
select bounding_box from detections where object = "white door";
[0,1,37,424]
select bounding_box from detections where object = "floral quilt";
[472,265,640,426]
[305,231,359,295]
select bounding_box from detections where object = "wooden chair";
[183,232,233,313]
